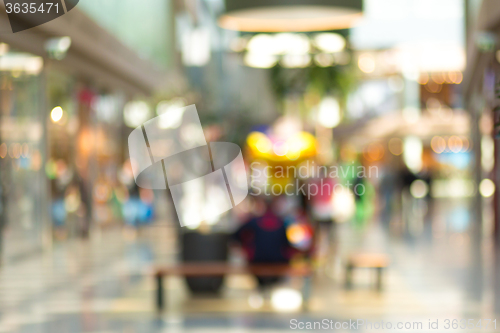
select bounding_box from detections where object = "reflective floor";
[0,198,496,333]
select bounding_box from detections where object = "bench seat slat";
[154,263,312,277]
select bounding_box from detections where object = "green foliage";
[270,61,356,112]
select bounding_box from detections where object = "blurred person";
[75,173,92,238]
[398,156,433,237]
[234,194,314,287]
[122,184,154,230]
[380,167,397,225]
[233,195,292,288]
[302,173,337,271]
[352,162,375,230]
[50,178,68,239]
[51,197,67,239]
[285,200,315,259]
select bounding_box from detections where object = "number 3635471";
[5,2,59,14]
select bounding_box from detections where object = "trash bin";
[181,231,229,293]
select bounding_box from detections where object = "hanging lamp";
[218,0,363,32]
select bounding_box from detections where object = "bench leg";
[156,274,164,312]
[345,265,353,289]
[302,276,312,311]
[376,267,383,291]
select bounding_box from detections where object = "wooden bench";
[345,253,389,290]
[152,262,313,311]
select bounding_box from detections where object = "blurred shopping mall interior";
[1,0,500,332]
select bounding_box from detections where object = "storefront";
[0,47,47,260]
[464,0,500,241]
[0,5,169,260]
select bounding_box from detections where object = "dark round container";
[181,232,229,293]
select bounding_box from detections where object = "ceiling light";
[246,34,279,55]
[314,33,346,53]
[219,0,363,32]
[280,54,311,68]
[244,53,278,68]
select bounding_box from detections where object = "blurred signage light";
[182,27,211,67]
[50,106,64,123]
[0,43,9,56]
[157,98,186,116]
[0,53,43,74]
[358,53,375,73]
[481,135,494,172]
[431,136,446,154]
[355,47,465,76]
[123,101,151,128]
[480,179,495,198]
[388,137,403,156]
[314,53,335,67]
[403,136,422,173]
[331,186,356,222]
[317,97,341,128]
[431,179,474,198]
[246,131,316,161]
[410,179,428,199]
[44,36,71,60]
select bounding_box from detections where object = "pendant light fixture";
[218,0,363,32]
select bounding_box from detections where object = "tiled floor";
[0,202,497,333]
